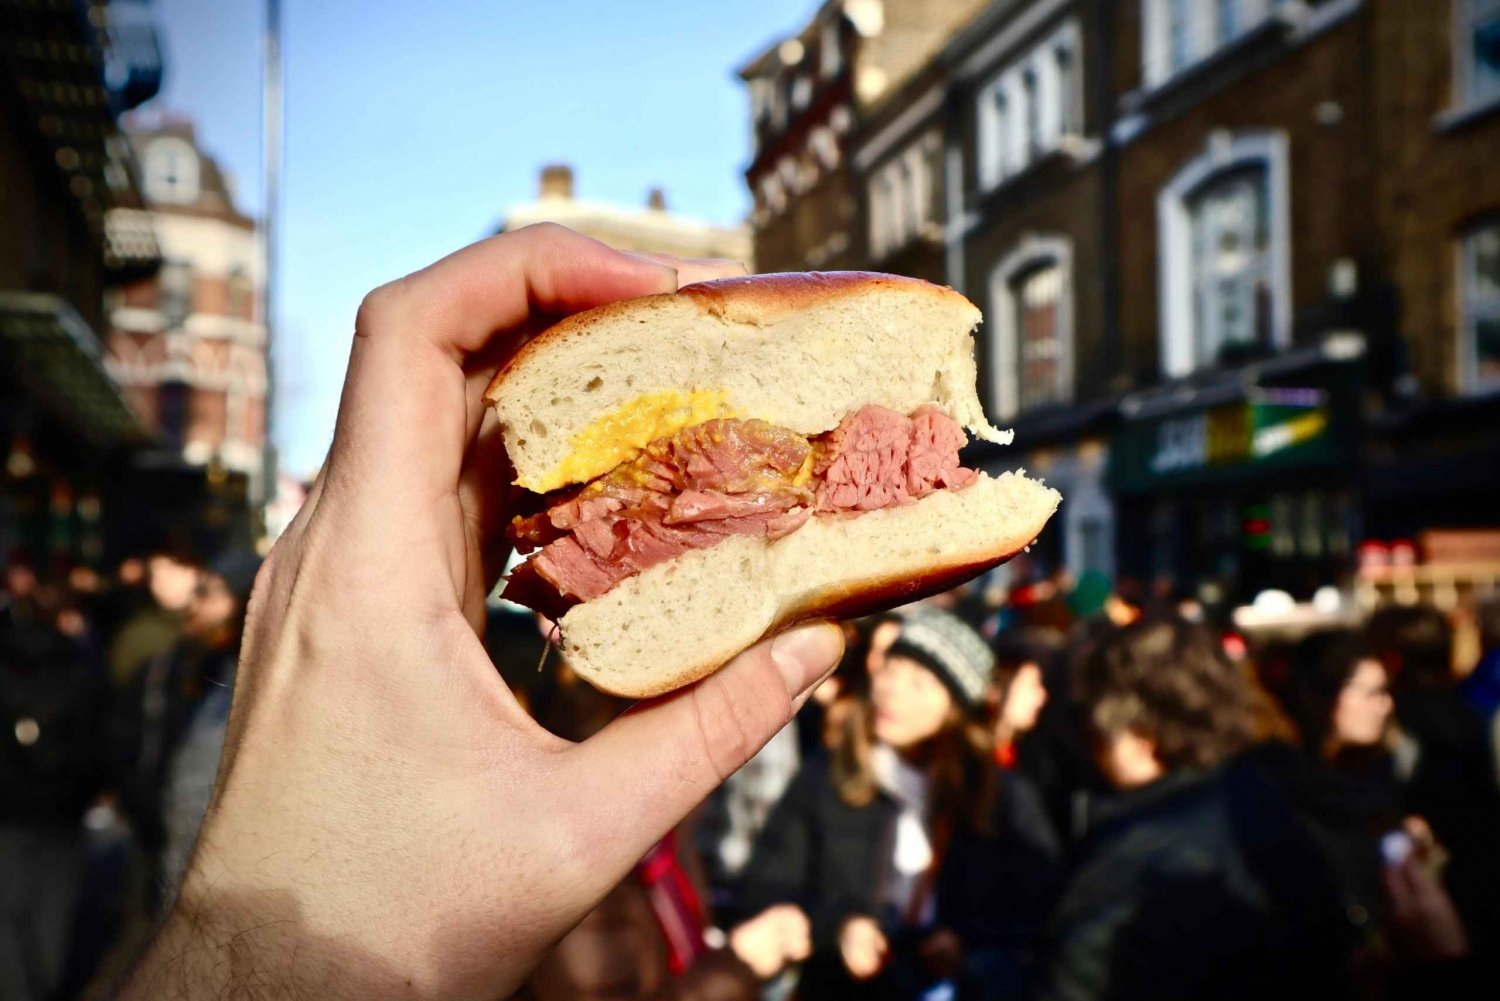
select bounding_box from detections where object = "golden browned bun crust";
[480,272,972,404]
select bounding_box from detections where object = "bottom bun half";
[558,470,1061,698]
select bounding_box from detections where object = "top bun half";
[483,272,1009,494]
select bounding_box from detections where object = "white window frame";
[1460,218,1500,395]
[1157,130,1291,377]
[987,234,1075,420]
[1454,0,1500,112]
[976,19,1084,193]
[1141,0,1274,88]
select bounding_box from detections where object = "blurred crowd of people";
[1,547,259,1001]
[5,552,1500,1001]
[503,569,1500,1001]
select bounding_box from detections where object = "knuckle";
[354,277,414,334]
[689,678,776,784]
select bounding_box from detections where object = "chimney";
[539,163,574,200]
[646,187,667,211]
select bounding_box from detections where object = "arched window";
[1157,130,1290,376]
[987,235,1074,420]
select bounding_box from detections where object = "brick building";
[105,118,270,545]
[1105,0,1500,602]
[850,0,1118,580]
[739,0,989,273]
[747,0,1500,606]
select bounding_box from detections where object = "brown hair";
[830,694,995,834]
[1073,617,1255,771]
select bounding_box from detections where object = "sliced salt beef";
[507,420,814,602]
[502,405,977,609]
[813,405,975,513]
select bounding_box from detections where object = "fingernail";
[618,251,679,286]
[771,623,844,702]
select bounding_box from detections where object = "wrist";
[118,880,356,1001]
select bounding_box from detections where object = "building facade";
[1,0,162,573]
[750,0,1500,608]
[498,164,750,263]
[105,118,269,549]
[1106,0,1500,605]
[739,0,990,273]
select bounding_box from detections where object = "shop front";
[1109,361,1364,609]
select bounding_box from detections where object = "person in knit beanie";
[737,605,1064,1000]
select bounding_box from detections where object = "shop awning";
[0,291,153,450]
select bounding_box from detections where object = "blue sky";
[143,0,815,476]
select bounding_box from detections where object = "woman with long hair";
[737,608,1062,1000]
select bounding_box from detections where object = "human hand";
[1384,855,1468,961]
[838,914,890,981]
[729,903,811,979]
[118,225,844,1000]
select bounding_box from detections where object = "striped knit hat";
[886,607,995,712]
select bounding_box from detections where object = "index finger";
[327,224,680,521]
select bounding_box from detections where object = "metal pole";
[259,0,283,532]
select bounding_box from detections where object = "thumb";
[566,622,843,871]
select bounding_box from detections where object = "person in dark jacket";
[1034,617,1349,1001]
[1366,604,1500,964]
[0,565,113,1001]
[739,609,1064,1001]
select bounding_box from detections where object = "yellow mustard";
[530,389,732,492]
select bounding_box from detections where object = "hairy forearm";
[117,882,409,1001]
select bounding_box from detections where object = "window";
[157,379,189,446]
[1457,0,1500,109]
[1055,40,1078,137]
[1167,0,1192,76]
[978,88,1009,190]
[144,136,199,204]
[158,261,193,330]
[227,266,252,321]
[820,18,842,78]
[1463,219,1500,393]
[750,77,771,123]
[1021,68,1041,159]
[975,19,1083,192]
[791,74,812,111]
[987,235,1074,419]
[1187,167,1271,365]
[1143,0,1274,87]
[1157,131,1290,376]
[1016,263,1066,411]
[1217,0,1241,43]
[867,132,941,259]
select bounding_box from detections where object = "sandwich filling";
[502,404,979,611]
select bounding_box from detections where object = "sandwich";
[484,271,1060,698]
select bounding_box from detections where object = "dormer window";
[144,136,199,204]
[820,18,843,78]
